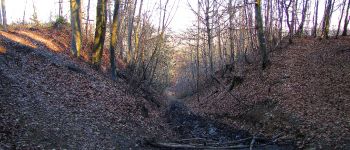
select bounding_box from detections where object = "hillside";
[0,27,173,149]
[184,37,350,149]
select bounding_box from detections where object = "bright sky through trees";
[4,0,346,32]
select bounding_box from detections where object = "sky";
[4,0,347,33]
[5,0,195,32]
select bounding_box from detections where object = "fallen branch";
[211,75,248,107]
[250,135,256,150]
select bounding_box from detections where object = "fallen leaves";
[184,37,350,148]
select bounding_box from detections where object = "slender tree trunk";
[322,0,333,39]
[297,0,309,36]
[0,1,2,26]
[284,1,293,43]
[85,0,91,38]
[336,0,347,38]
[92,0,107,67]
[278,0,283,39]
[1,0,7,30]
[59,0,63,17]
[342,0,350,36]
[228,0,235,68]
[204,0,214,75]
[70,0,82,57]
[134,0,144,63]
[312,0,319,37]
[196,0,200,102]
[22,0,28,24]
[127,0,138,66]
[255,0,269,69]
[109,0,120,80]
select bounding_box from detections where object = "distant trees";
[68,0,349,93]
[70,0,82,57]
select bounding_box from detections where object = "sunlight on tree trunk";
[70,0,82,57]
[92,0,107,68]
[109,0,120,80]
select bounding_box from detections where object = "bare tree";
[322,0,333,39]
[297,0,309,36]
[342,0,350,36]
[228,0,235,68]
[312,0,319,37]
[336,0,347,38]
[127,0,138,66]
[255,0,269,69]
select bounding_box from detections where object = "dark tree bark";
[322,0,333,39]
[255,0,269,69]
[336,0,347,38]
[109,0,121,80]
[297,0,309,36]
[92,0,108,67]
[342,0,350,36]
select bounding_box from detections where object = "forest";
[0,0,349,149]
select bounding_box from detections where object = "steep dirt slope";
[185,37,350,149]
[0,28,173,149]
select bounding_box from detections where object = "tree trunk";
[312,0,319,37]
[70,0,83,57]
[205,0,214,75]
[127,0,138,66]
[0,1,2,26]
[342,0,350,36]
[336,0,347,38]
[196,0,200,102]
[134,0,144,63]
[228,0,235,68]
[1,0,7,30]
[255,0,269,69]
[59,0,63,17]
[297,0,309,36]
[109,0,120,80]
[278,0,283,39]
[22,0,28,24]
[322,0,333,39]
[85,0,91,38]
[92,0,107,67]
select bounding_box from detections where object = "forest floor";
[185,37,350,149]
